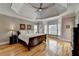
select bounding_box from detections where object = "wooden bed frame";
[18,35,46,51]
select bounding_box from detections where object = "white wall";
[61,17,75,41]
[58,17,62,36]
[0,14,36,43]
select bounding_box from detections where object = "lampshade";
[9,24,17,36]
[10,25,15,31]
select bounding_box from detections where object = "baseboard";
[0,41,9,45]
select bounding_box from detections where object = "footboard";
[18,35,46,51]
[29,35,46,46]
[28,35,46,50]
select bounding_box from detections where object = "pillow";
[27,30,34,34]
[19,30,28,35]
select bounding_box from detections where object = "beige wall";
[61,17,75,41]
[0,14,36,43]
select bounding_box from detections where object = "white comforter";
[19,33,44,44]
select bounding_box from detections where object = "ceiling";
[0,3,78,22]
[11,3,67,19]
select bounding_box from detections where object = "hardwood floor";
[47,35,72,56]
[0,35,72,56]
[0,42,47,56]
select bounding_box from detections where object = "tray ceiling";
[0,3,78,22]
[11,3,67,19]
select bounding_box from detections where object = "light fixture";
[30,3,55,12]
[10,24,15,36]
[38,8,42,12]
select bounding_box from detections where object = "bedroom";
[0,3,78,56]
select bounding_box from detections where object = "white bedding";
[19,33,44,44]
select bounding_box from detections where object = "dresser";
[73,24,79,56]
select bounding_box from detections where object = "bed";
[18,30,46,51]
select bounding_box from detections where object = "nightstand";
[9,35,18,44]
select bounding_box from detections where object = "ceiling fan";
[30,3,55,12]
[30,3,55,19]
[37,3,43,12]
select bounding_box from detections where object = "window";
[44,25,47,34]
[34,25,38,33]
[49,24,57,35]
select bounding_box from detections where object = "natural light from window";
[49,24,57,35]
[34,25,38,33]
[44,25,47,34]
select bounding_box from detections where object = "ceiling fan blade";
[40,3,43,9]
[42,3,55,10]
